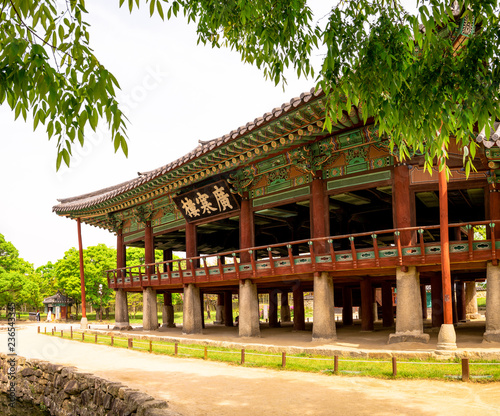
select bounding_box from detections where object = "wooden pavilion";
[53,86,500,350]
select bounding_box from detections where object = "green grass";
[41,330,500,382]
[477,298,486,308]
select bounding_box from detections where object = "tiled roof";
[43,290,75,304]
[475,122,500,148]
[53,87,323,213]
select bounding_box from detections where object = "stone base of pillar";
[312,272,337,342]
[80,317,88,330]
[388,331,430,344]
[483,330,500,343]
[281,305,291,322]
[113,322,132,330]
[214,305,224,325]
[435,323,457,353]
[466,313,481,320]
[239,279,260,338]
[183,284,202,335]
[161,305,176,328]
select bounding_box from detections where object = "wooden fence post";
[241,349,245,365]
[175,343,178,356]
[149,340,153,353]
[282,352,286,368]
[111,336,114,347]
[204,346,208,360]
[392,357,397,377]
[95,334,98,344]
[462,358,470,382]
[128,338,133,349]
[334,356,339,374]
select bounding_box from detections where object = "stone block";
[63,379,82,395]
[137,399,169,416]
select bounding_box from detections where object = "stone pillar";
[465,281,480,319]
[312,272,336,341]
[215,294,224,324]
[360,278,374,331]
[342,286,353,326]
[293,285,305,331]
[389,267,429,343]
[381,281,394,327]
[182,284,202,334]
[456,281,466,321]
[269,291,279,327]
[431,273,444,327]
[239,279,260,337]
[484,262,500,342]
[280,291,291,322]
[162,292,175,328]
[113,289,131,330]
[200,291,205,329]
[143,286,159,331]
[224,291,233,327]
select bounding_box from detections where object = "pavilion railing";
[106,220,499,287]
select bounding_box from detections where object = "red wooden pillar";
[381,281,394,327]
[77,218,87,319]
[292,285,305,331]
[144,220,154,275]
[269,291,279,327]
[490,189,500,240]
[456,280,466,321]
[420,284,428,320]
[117,228,126,277]
[224,291,233,327]
[185,222,197,265]
[163,248,173,273]
[342,286,353,326]
[431,273,444,327]
[360,278,374,331]
[439,165,453,326]
[240,192,254,263]
[393,164,414,245]
[310,171,329,254]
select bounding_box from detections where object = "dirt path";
[2,325,500,416]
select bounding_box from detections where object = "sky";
[0,1,418,268]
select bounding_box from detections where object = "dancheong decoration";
[173,180,240,223]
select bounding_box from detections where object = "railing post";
[249,250,257,277]
[267,247,275,274]
[349,236,357,268]
[334,355,339,374]
[128,338,133,349]
[241,348,245,365]
[418,229,426,263]
[282,352,286,368]
[204,346,208,360]
[467,224,474,260]
[392,357,397,377]
[232,253,240,279]
[308,241,316,270]
[111,335,114,346]
[490,223,497,262]
[217,256,224,279]
[287,245,295,273]
[328,239,336,270]
[150,340,153,353]
[371,234,379,267]
[395,231,403,266]
[175,342,178,356]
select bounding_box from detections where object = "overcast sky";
[0,1,417,268]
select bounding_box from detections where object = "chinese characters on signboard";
[173,180,240,223]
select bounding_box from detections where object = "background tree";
[3,1,498,170]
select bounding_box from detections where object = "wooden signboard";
[173,180,240,223]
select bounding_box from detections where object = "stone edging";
[0,353,181,416]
